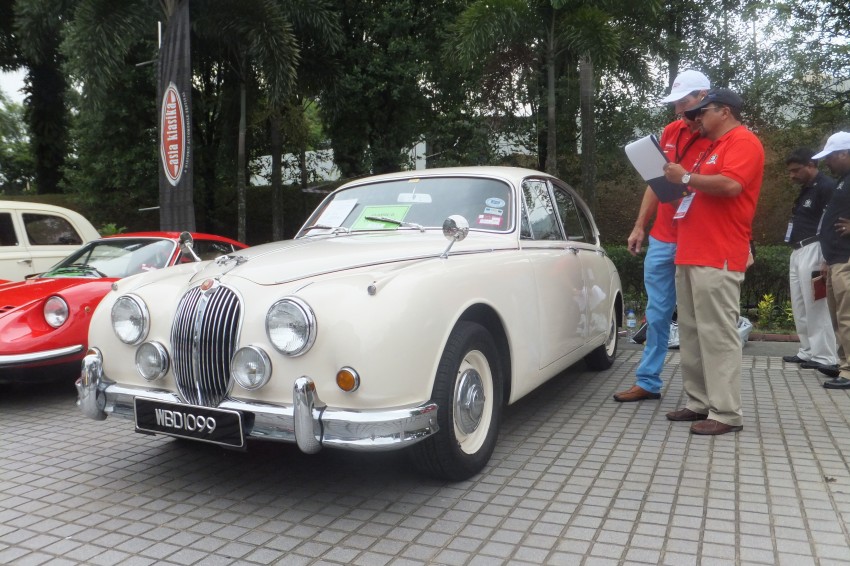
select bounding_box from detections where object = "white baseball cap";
[659,70,711,104]
[812,131,850,159]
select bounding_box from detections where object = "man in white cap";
[811,132,850,388]
[614,70,712,403]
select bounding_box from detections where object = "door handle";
[17,259,32,265]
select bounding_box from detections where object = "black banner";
[157,0,195,231]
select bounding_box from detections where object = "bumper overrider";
[75,348,439,452]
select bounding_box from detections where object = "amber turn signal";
[336,367,360,392]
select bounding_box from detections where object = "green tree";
[0,92,34,193]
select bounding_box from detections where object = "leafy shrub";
[605,243,792,312]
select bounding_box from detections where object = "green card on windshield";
[351,205,411,230]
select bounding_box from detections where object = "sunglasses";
[683,105,725,120]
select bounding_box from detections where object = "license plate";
[134,398,244,448]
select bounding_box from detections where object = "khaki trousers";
[827,261,850,379]
[675,264,745,426]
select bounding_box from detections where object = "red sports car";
[0,231,246,382]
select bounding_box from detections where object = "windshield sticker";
[483,207,503,216]
[398,193,432,203]
[351,205,412,230]
[316,199,357,228]
[485,197,506,208]
[477,214,503,227]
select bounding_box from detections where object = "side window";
[22,213,83,245]
[0,213,19,246]
[519,202,533,239]
[553,187,590,242]
[521,180,563,241]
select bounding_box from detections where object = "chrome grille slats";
[170,285,241,406]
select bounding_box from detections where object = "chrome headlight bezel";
[231,346,272,390]
[135,341,169,381]
[111,294,149,345]
[265,297,317,357]
[43,295,69,328]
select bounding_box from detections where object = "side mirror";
[440,215,469,258]
[179,231,201,262]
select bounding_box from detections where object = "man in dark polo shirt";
[811,132,850,388]
[781,148,838,373]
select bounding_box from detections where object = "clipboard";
[624,135,692,203]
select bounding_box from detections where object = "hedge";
[605,244,793,312]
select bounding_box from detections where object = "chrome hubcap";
[456,369,485,435]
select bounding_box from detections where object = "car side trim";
[76,349,440,453]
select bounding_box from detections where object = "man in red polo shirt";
[661,88,764,435]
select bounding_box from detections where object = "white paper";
[624,135,668,180]
[316,198,357,227]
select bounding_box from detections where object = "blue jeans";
[636,236,677,394]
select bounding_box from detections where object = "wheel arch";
[456,303,512,407]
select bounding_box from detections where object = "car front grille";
[171,284,241,406]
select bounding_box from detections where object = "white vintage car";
[77,166,623,480]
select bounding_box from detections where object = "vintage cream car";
[77,167,623,480]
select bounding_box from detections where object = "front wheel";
[584,303,618,370]
[411,321,503,481]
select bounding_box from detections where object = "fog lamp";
[135,342,169,381]
[231,346,271,390]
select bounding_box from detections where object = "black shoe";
[783,355,806,364]
[823,376,850,389]
[817,365,840,378]
[801,361,825,369]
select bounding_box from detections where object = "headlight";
[111,295,149,345]
[231,346,271,390]
[44,296,69,328]
[266,297,316,356]
[135,342,169,381]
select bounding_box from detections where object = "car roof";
[338,166,559,189]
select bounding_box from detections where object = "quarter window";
[23,213,83,246]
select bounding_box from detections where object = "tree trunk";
[236,75,247,244]
[579,54,596,214]
[270,113,284,241]
[544,20,558,176]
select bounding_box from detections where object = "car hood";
[189,231,517,287]
[0,277,115,314]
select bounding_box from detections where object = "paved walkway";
[1,342,849,565]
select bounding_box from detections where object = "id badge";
[784,221,793,243]
[674,193,695,219]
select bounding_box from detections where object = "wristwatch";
[681,172,691,184]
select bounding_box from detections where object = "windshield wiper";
[302,224,351,236]
[364,216,425,232]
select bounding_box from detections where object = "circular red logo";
[160,83,186,186]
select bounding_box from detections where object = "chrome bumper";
[75,348,439,452]
[0,344,85,367]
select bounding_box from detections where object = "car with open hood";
[0,231,246,383]
[77,167,623,480]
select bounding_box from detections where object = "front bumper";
[0,344,85,368]
[75,348,439,453]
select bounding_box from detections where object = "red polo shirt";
[651,120,712,243]
[675,125,764,272]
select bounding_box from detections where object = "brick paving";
[2,343,850,565]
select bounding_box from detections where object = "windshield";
[42,238,176,278]
[304,176,514,234]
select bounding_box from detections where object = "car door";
[551,182,613,344]
[519,178,587,370]
[0,211,31,281]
